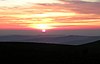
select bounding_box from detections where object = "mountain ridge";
[0,35,100,45]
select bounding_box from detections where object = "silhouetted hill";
[0,42,76,63]
[81,40,100,46]
[0,40,100,63]
[78,40,100,58]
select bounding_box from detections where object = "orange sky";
[0,0,100,31]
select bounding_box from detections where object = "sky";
[0,0,100,36]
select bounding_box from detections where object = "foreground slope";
[0,40,100,63]
[79,40,100,57]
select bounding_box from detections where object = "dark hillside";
[0,41,100,63]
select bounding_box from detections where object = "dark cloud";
[60,1,100,14]
[70,1,100,14]
[62,0,100,2]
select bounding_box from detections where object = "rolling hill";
[0,35,100,45]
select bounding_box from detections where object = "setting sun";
[33,24,53,32]
[42,29,46,33]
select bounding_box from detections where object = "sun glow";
[42,29,46,33]
[33,24,54,32]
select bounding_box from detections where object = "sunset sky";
[0,0,100,35]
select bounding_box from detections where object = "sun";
[34,24,53,32]
[42,29,46,33]
[37,24,47,32]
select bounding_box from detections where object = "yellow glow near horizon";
[32,12,76,17]
[13,12,76,18]
[31,24,54,32]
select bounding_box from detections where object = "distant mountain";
[0,35,100,45]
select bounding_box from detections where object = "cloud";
[62,0,100,2]
[81,0,100,2]
[29,12,76,17]
[0,0,64,7]
[62,1,100,14]
[0,0,100,30]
